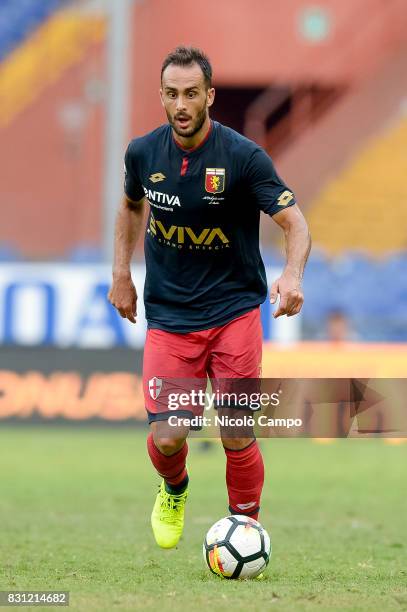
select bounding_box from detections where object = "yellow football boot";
[151,480,188,548]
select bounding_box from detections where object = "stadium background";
[0,0,406,419]
[0,2,406,610]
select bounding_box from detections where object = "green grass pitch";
[0,427,406,611]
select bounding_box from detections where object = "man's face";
[160,63,215,138]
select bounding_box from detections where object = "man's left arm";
[270,204,311,318]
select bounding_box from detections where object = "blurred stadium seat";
[300,251,407,341]
[0,0,66,60]
[260,247,285,269]
[67,244,104,263]
[307,116,407,255]
[0,242,22,261]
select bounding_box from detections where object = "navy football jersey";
[124,120,296,333]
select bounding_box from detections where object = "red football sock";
[224,440,264,520]
[147,432,188,487]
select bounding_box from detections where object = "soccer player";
[108,47,311,549]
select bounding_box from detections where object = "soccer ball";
[203,515,271,579]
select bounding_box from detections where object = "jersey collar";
[172,120,213,155]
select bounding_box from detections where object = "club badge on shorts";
[205,168,225,194]
[148,377,162,400]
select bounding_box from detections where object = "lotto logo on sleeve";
[277,190,295,206]
[205,168,225,194]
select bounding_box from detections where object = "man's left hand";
[270,273,304,318]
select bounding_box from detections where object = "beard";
[167,103,208,138]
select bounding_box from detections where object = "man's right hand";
[108,272,137,324]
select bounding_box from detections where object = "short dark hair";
[161,46,212,88]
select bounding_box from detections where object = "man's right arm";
[108,195,145,323]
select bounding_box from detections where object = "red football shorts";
[143,307,262,422]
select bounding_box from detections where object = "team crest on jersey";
[205,168,225,194]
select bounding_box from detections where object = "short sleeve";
[245,148,296,216]
[124,142,145,202]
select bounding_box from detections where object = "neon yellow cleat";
[151,480,188,549]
